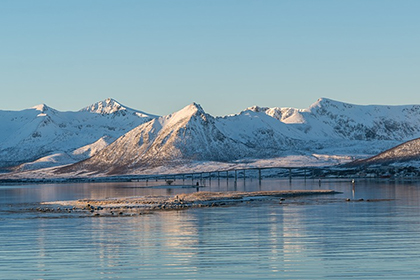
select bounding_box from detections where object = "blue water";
[1,178,420,279]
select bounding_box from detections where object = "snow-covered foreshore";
[0,154,352,183]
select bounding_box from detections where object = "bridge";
[124,165,354,185]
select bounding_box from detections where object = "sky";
[0,0,419,116]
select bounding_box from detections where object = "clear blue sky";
[0,0,419,116]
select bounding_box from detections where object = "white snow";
[0,98,157,168]
[80,98,158,118]
[2,97,420,177]
[72,136,113,160]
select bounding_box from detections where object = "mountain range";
[2,97,420,177]
[0,98,156,170]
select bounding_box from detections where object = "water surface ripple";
[1,179,420,279]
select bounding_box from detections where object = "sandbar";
[40,190,339,216]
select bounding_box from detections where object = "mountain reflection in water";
[1,179,420,279]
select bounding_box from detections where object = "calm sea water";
[1,178,420,279]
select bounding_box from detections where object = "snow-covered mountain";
[0,98,157,168]
[3,97,420,176]
[80,98,153,118]
[349,137,420,167]
[248,98,420,141]
[59,103,250,174]
[57,98,420,175]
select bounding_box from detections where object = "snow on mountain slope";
[71,136,113,160]
[0,99,157,167]
[62,100,404,175]
[238,98,420,158]
[246,105,308,124]
[4,97,420,176]
[349,137,420,166]
[215,109,305,154]
[14,136,114,171]
[60,103,255,174]
[14,153,76,171]
[57,98,420,176]
[80,98,157,118]
[254,98,420,141]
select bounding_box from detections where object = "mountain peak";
[80,98,127,114]
[80,98,158,118]
[176,102,206,116]
[157,102,208,128]
[31,104,58,116]
[244,105,269,113]
[191,102,205,113]
[309,97,340,108]
[32,103,51,113]
[307,98,360,114]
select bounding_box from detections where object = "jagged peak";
[32,103,52,113]
[244,105,269,113]
[80,98,127,114]
[158,102,209,127]
[79,98,157,118]
[31,104,59,117]
[175,102,206,117]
